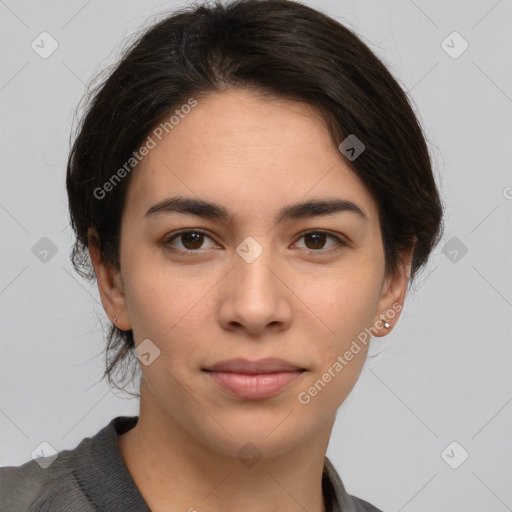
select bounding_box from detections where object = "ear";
[88,227,132,331]
[372,241,415,337]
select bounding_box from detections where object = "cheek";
[122,257,218,375]
[120,239,193,331]
[307,262,383,339]
[125,274,197,340]
[298,259,383,398]
[296,278,378,413]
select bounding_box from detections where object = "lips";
[203,358,307,399]
[203,357,306,374]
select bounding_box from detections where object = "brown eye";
[295,230,346,253]
[303,232,327,250]
[164,230,217,253]
[180,231,204,250]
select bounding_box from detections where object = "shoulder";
[322,456,384,512]
[0,455,95,512]
[348,494,385,512]
[0,426,103,512]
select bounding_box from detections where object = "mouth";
[202,358,307,400]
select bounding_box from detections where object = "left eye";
[294,231,346,252]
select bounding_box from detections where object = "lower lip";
[205,371,305,399]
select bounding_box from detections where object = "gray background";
[1,0,511,510]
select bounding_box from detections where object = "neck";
[117,383,334,512]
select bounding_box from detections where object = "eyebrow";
[144,196,368,223]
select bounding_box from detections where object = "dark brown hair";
[66,0,444,393]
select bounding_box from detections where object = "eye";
[163,229,348,256]
[163,229,217,254]
[293,230,347,255]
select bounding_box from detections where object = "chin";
[195,414,312,460]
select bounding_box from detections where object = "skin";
[88,88,414,512]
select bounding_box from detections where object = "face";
[91,88,411,458]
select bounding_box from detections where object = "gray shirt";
[0,416,383,511]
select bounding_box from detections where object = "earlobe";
[87,227,131,331]
[372,244,414,337]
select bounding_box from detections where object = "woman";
[0,0,443,510]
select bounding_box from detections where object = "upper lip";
[203,357,306,374]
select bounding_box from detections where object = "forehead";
[123,89,379,226]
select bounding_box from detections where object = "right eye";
[163,229,219,254]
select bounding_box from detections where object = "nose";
[218,244,293,337]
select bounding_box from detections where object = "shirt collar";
[76,415,357,512]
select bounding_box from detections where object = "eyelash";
[163,229,348,256]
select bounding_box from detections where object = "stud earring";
[383,321,391,329]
